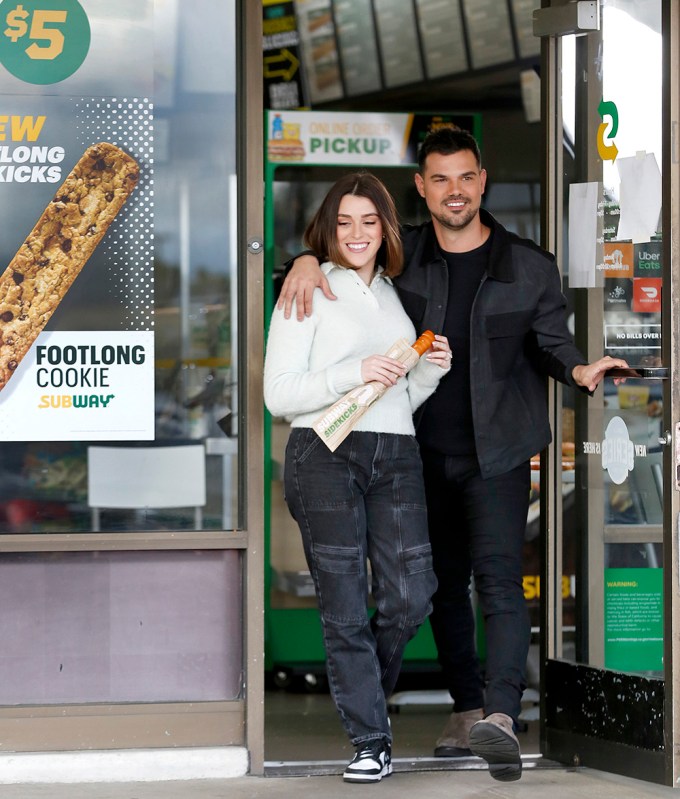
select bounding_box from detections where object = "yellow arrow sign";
[264,48,299,81]
[597,121,619,162]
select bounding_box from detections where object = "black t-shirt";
[416,235,491,455]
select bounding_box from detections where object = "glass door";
[540,0,680,785]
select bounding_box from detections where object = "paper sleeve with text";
[312,331,434,452]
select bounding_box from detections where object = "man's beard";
[431,201,477,231]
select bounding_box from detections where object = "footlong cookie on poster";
[0,142,140,392]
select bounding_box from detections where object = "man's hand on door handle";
[572,355,629,392]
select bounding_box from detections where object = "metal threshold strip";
[264,754,566,778]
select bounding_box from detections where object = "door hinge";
[533,1,600,38]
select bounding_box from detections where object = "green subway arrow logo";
[597,99,619,162]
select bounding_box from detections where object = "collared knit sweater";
[264,262,447,434]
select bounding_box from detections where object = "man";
[278,128,626,782]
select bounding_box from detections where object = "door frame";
[242,0,266,776]
[539,0,680,786]
[662,0,680,785]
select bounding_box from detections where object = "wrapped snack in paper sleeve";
[312,330,436,452]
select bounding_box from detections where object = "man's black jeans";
[421,448,531,722]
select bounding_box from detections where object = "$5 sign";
[5,4,67,60]
[0,0,90,84]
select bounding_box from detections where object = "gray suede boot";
[434,707,484,757]
[468,712,522,781]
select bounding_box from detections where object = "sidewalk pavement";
[0,766,677,799]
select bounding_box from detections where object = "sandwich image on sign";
[313,330,435,452]
[0,142,139,393]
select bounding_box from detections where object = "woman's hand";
[425,334,452,370]
[361,355,408,387]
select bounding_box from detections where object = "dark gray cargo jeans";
[284,427,437,747]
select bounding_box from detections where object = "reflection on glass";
[559,0,663,674]
[562,36,576,146]
[0,1,238,534]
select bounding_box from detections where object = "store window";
[0,0,239,534]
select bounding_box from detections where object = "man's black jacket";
[395,208,587,478]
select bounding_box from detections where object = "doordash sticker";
[632,278,662,313]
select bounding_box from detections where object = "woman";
[264,172,451,783]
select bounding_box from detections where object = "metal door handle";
[606,366,669,379]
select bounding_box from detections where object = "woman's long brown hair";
[303,172,403,278]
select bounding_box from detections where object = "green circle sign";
[0,0,90,85]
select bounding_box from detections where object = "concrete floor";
[264,687,541,764]
[0,768,677,799]
[258,687,677,795]
[3,687,674,797]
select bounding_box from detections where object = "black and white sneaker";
[343,739,392,783]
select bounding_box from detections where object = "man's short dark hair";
[417,127,482,172]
